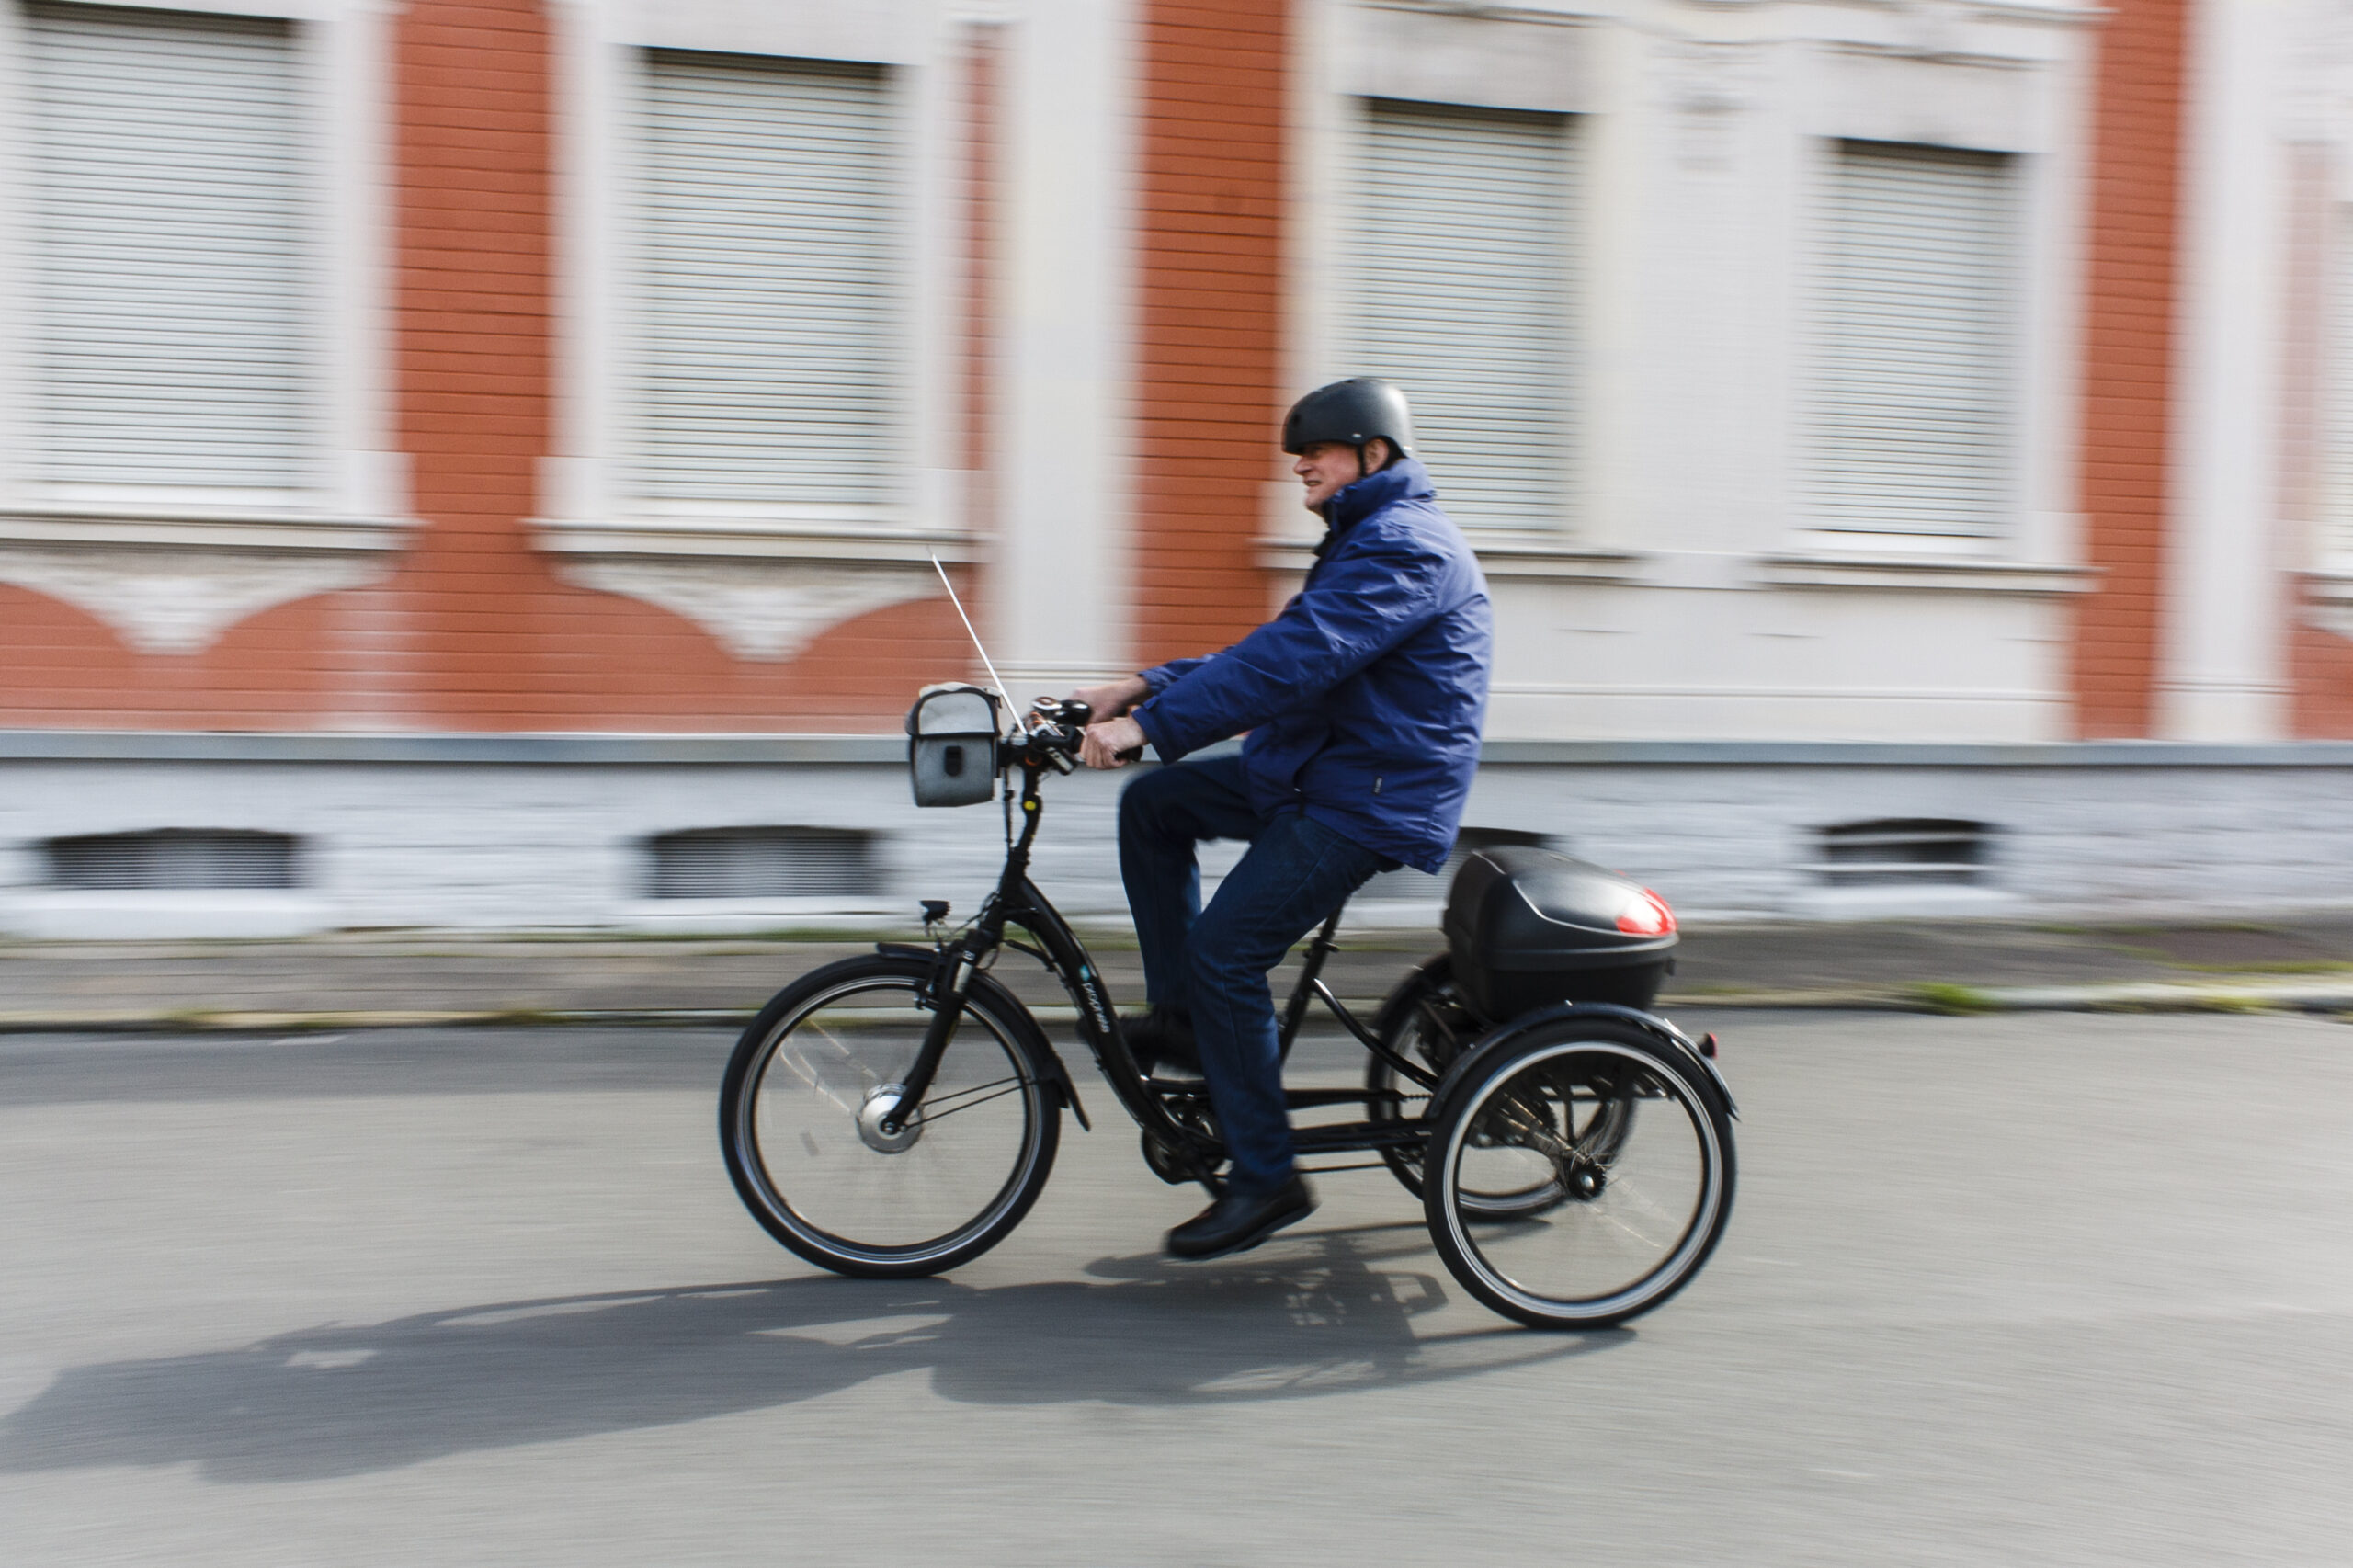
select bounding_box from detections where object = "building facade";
[1,0,2350,935]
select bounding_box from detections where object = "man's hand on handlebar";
[1069,674,1150,722]
[1079,715,1147,770]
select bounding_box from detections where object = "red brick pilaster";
[392,0,556,727]
[1132,0,1289,665]
[2072,0,2190,737]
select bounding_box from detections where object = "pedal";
[1141,1131,1194,1185]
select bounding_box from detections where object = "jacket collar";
[1322,455,1435,538]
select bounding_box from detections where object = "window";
[1806,142,2017,538]
[44,829,301,891]
[1341,99,1576,529]
[1817,819,1991,887]
[646,827,879,900]
[20,2,316,502]
[631,51,899,517]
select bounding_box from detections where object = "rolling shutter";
[1340,98,1577,530]
[632,51,898,511]
[1806,142,2017,537]
[22,2,314,494]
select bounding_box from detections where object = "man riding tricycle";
[718,381,1736,1330]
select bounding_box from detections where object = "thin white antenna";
[931,555,1010,709]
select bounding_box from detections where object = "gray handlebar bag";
[906,684,1001,807]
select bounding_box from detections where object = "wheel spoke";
[776,1025,876,1116]
[908,1075,1029,1126]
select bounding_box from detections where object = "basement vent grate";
[1818,819,1992,886]
[45,829,301,891]
[647,826,880,901]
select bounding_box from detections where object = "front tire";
[719,954,1062,1278]
[1425,1017,1734,1329]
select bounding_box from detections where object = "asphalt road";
[3,1011,2349,1565]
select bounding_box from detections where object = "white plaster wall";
[1482,575,2069,741]
[6,752,2353,937]
[2160,0,2295,739]
[990,0,1139,693]
[1299,0,2097,743]
[1463,761,2353,918]
[0,758,1050,937]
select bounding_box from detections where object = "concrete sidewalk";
[6,912,2353,1030]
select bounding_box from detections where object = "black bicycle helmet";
[1280,378,1415,460]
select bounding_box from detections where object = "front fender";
[1430,1000,1738,1127]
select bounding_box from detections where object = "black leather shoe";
[1165,1176,1316,1261]
[1123,1006,1200,1076]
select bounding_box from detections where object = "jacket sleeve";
[1132,530,1447,762]
[1139,655,1214,696]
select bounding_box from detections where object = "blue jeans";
[1118,756,1387,1196]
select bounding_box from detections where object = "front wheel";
[1425,1018,1734,1329]
[720,954,1062,1278]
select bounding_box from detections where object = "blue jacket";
[1131,456,1493,875]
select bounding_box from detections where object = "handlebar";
[1017,698,1088,774]
[1021,697,1143,770]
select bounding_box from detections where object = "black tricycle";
[720,687,1738,1329]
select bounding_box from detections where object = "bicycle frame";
[722,699,1737,1326]
[879,745,1436,1188]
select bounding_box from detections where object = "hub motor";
[857,1085,923,1153]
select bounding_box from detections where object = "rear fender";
[1430,1000,1737,1126]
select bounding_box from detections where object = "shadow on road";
[0,1224,1623,1482]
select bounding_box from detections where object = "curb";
[0,1008,755,1034]
[4,978,2351,1034]
[1665,980,2353,1016]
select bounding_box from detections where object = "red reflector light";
[1616,888,1677,937]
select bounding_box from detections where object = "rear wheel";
[1425,1018,1733,1329]
[1365,956,1611,1218]
[1363,956,1466,1198]
[719,954,1061,1278]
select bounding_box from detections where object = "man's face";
[1293,438,1387,512]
